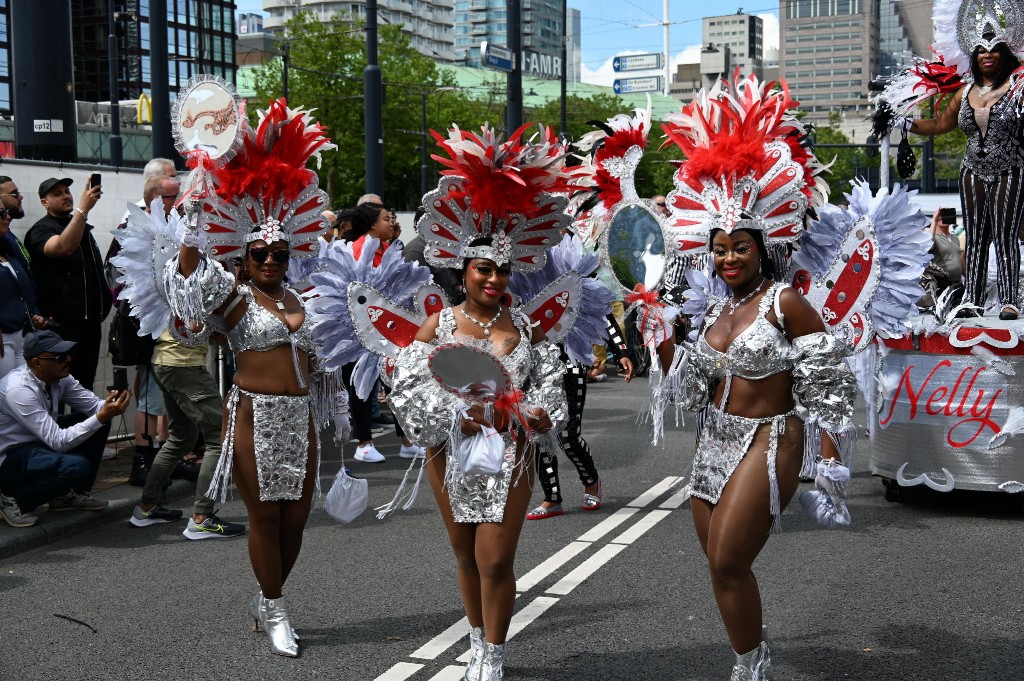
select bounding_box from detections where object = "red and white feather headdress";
[199,99,336,261]
[662,72,829,257]
[416,123,578,272]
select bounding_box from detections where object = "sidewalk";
[0,438,195,561]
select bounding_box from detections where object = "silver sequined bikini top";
[435,306,533,386]
[692,281,794,381]
[959,84,1024,180]
[225,285,315,355]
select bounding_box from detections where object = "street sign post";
[481,41,514,73]
[612,53,663,73]
[612,76,662,94]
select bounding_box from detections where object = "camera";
[109,367,128,393]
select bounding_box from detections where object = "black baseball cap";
[24,330,76,359]
[38,177,74,198]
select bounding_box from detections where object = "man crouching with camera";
[0,330,130,527]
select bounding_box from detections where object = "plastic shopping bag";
[324,466,368,524]
[459,425,505,476]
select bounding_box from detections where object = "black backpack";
[108,299,156,366]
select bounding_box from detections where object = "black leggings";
[960,166,1024,308]
[534,362,598,504]
[342,364,404,442]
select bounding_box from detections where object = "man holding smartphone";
[24,176,111,393]
[0,331,130,527]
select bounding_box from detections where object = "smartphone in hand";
[939,207,957,225]
[90,172,102,189]
[108,367,129,393]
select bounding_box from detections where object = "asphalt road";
[1,373,1022,681]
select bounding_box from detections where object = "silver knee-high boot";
[478,641,507,680]
[465,626,485,681]
[260,595,299,657]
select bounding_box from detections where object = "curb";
[0,478,194,561]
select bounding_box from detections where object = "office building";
[263,0,456,62]
[780,0,931,137]
[702,12,764,83]
[454,0,581,81]
[70,0,236,105]
[240,12,264,35]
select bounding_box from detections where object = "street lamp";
[108,5,138,167]
[421,87,457,197]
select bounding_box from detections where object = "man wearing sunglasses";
[0,331,131,527]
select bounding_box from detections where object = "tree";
[251,12,496,210]
[813,111,871,199]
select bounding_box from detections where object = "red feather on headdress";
[430,124,577,226]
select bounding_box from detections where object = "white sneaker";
[399,444,426,459]
[354,443,385,463]
[0,492,38,527]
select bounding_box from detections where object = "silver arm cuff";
[163,253,235,326]
[791,331,857,431]
[524,341,568,432]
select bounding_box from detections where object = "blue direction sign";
[481,41,514,73]
[612,53,663,73]
[612,76,662,94]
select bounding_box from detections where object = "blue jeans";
[0,413,110,512]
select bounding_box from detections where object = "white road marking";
[410,616,469,660]
[611,509,672,545]
[576,507,638,542]
[516,541,591,592]
[659,484,692,509]
[545,543,628,596]
[627,476,683,507]
[427,666,469,680]
[373,661,424,681]
[455,596,561,663]
[396,477,683,677]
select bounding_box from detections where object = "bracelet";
[73,206,88,219]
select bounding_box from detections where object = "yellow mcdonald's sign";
[137,94,152,124]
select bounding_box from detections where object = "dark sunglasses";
[36,353,70,363]
[248,247,290,264]
[0,208,9,219]
[471,263,511,277]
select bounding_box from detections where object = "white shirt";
[0,364,104,465]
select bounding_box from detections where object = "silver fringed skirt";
[208,386,316,502]
[443,430,526,524]
[692,408,803,532]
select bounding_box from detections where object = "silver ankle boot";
[729,641,772,680]
[465,626,485,681]
[261,595,299,657]
[478,641,507,681]
[250,592,300,641]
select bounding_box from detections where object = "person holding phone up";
[919,208,965,308]
[24,176,112,392]
[0,331,131,528]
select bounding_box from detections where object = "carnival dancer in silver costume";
[647,74,858,680]
[875,0,1024,319]
[167,98,335,658]
[389,125,573,680]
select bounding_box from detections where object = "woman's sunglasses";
[248,247,290,264]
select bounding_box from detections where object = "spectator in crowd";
[0,331,130,527]
[357,193,382,206]
[344,202,423,462]
[651,194,670,217]
[0,204,47,376]
[333,208,356,242]
[123,158,177,219]
[0,175,28,224]
[107,175,180,484]
[25,177,111,391]
[919,207,965,308]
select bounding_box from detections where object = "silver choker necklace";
[461,305,502,336]
[978,83,995,94]
[728,277,766,316]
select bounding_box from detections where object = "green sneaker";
[182,514,246,540]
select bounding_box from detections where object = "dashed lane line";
[373,477,688,681]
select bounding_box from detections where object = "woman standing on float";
[882,0,1024,319]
